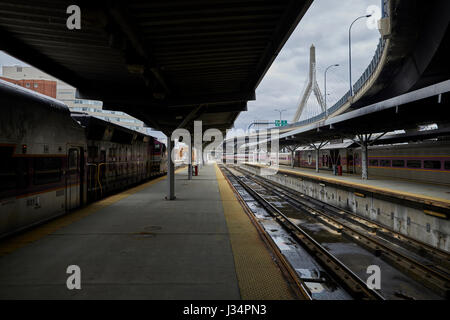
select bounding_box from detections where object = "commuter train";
[0,79,167,238]
[222,140,450,185]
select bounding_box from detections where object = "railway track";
[230,165,450,299]
[219,164,384,300]
[254,167,450,272]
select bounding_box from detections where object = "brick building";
[0,76,57,98]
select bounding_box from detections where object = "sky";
[0,0,382,142]
[230,0,382,136]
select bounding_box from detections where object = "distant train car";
[0,79,167,238]
[226,138,450,185]
[294,141,450,185]
[277,153,291,165]
[71,114,167,202]
[353,142,450,184]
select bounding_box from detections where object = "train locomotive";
[0,79,167,238]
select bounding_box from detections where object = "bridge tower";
[292,44,325,122]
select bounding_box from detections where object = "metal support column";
[256,133,260,163]
[166,136,175,200]
[310,140,329,173]
[188,138,192,180]
[291,149,295,168]
[352,132,387,180]
[315,148,320,172]
[286,144,299,168]
[234,137,237,164]
[361,141,368,180]
[244,136,249,164]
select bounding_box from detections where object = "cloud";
[232,0,382,133]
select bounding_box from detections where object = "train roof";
[71,112,164,145]
[0,78,68,113]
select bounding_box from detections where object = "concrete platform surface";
[246,163,450,210]
[0,164,295,300]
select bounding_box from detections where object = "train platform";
[0,164,297,300]
[243,163,450,213]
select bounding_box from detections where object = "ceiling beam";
[106,2,171,97]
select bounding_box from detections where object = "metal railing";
[285,0,390,129]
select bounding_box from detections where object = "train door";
[66,147,81,211]
[79,147,85,205]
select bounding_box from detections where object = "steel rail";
[219,165,313,300]
[237,167,450,298]
[220,165,384,300]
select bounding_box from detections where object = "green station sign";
[274,120,288,127]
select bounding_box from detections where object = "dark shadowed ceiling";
[0,0,313,135]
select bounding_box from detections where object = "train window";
[0,147,29,192]
[380,160,391,167]
[445,161,450,171]
[68,149,79,170]
[88,146,98,161]
[369,159,378,166]
[16,158,29,189]
[155,144,160,150]
[0,147,30,191]
[0,147,16,191]
[407,160,422,168]
[34,157,62,185]
[423,160,441,169]
[392,160,405,167]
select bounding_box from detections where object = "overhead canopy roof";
[241,80,450,148]
[0,0,312,135]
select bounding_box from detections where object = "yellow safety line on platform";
[0,168,186,257]
[248,163,450,209]
[214,163,296,300]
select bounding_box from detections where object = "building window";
[392,160,405,167]
[34,83,38,88]
[26,83,30,88]
[423,160,441,170]
[16,66,22,72]
[407,160,422,168]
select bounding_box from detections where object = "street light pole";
[324,63,339,118]
[274,108,287,122]
[349,14,372,96]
